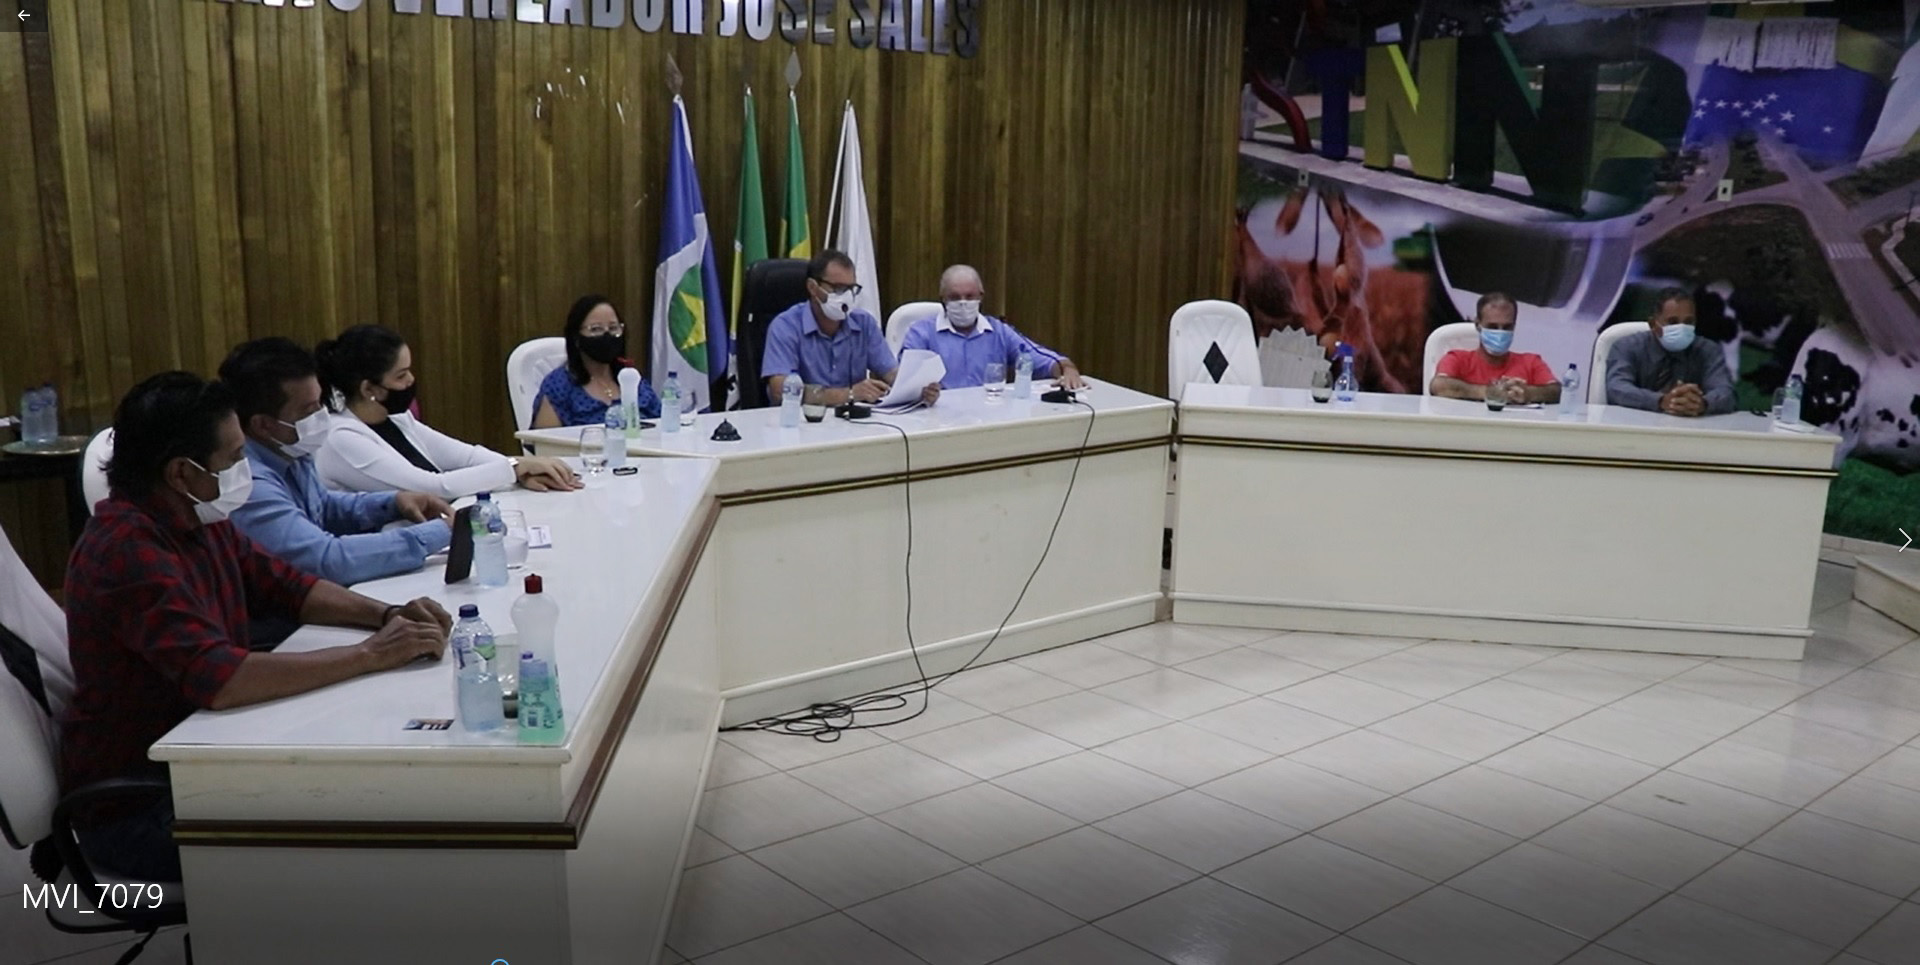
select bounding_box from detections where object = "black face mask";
[580,334,625,365]
[377,382,417,416]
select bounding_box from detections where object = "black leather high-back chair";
[734,258,811,409]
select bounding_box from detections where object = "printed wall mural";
[1238,0,1920,541]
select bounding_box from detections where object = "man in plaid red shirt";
[62,372,454,882]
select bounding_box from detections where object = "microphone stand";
[836,311,873,419]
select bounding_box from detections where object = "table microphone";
[837,318,874,420]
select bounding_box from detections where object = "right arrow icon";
[1902,528,1913,552]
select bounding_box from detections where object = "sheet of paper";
[879,349,946,408]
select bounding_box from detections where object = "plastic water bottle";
[39,383,57,442]
[513,573,564,744]
[1014,348,1034,400]
[451,604,504,732]
[661,372,682,434]
[21,384,53,444]
[17,388,38,443]
[780,372,803,427]
[1560,364,1581,417]
[1782,375,1804,425]
[1333,345,1358,403]
[36,383,58,443]
[602,407,628,470]
[470,493,509,587]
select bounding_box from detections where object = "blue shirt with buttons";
[231,438,451,587]
[898,312,1066,389]
[760,301,897,389]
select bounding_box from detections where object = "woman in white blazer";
[314,325,581,499]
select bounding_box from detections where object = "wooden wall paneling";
[580,24,608,335]
[108,0,165,380]
[230,8,265,339]
[0,0,1245,591]
[342,10,376,342]
[309,11,343,339]
[182,0,229,371]
[29,20,84,430]
[208,8,246,358]
[150,0,195,374]
[488,16,525,431]
[1122,0,1155,378]
[74,4,134,415]
[2,35,41,416]
[273,5,300,333]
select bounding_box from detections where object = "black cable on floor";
[724,396,1098,740]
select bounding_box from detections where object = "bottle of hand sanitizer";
[513,574,564,744]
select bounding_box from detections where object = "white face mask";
[186,458,254,525]
[945,299,982,328]
[820,291,854,322]
[277,409,332,459]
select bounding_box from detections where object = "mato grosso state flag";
[778,90,813,259]
[651,95,729,413]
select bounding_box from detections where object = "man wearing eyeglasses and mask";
[762,249,941,408]
[900,264,1086,390]
[221,337,455,587]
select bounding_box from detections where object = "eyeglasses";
[812,279,864,297]
[581,323,626,338]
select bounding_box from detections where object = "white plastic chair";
[1166,300,1261,403]
[80,430,111,516]
[0,521,72,719]
[1590,322,1650,405]
[886,302,941,357]
[507,337,568,432]
[1421,322,1480,394]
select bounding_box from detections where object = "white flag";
[826,101,882,322]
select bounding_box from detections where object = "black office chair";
[734,258,811,409]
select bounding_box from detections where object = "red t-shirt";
[1436,349,1556,386]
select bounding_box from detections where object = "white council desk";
[520,382,1173,725]
[152,458,723,965]
[1171,385,1840,659]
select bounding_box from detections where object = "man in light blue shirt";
[900,265,1086,390]
[762,249,941,408]
[220,338,453,587]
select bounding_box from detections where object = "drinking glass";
[802,383,827,423]
[984,362,1007,403]
[1484,378,1507,412]
[579,424,608,476]
[500,509,530,569]
[1770,387,1786,422]
[1310,368,1333,403]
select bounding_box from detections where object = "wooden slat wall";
[0,0,1242,589]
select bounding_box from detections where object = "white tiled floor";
[664,567,1920,965]
[27,564,1910,964]
[662,562,1920,965]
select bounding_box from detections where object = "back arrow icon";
[1903,528,1913,552]
[16,10,27,20]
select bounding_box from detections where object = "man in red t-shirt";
[1430,292,1562,405]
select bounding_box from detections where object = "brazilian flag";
[779,91,812,259]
